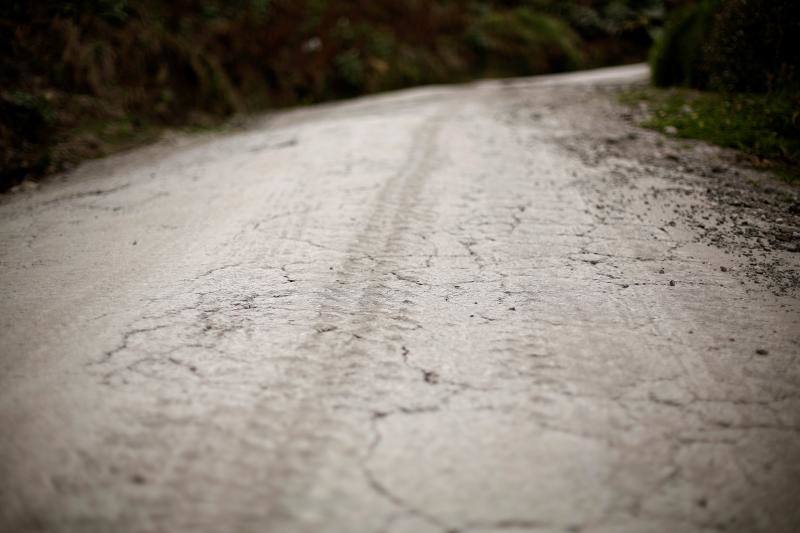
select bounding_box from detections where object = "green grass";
[621,87,800,182]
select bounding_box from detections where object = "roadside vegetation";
[624,0,800,181]
[1,0,664,191]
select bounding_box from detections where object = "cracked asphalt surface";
[1,64,800,533]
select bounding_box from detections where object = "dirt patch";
[549,85,800,294]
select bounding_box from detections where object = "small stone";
[720,266,728,272]
[669,280,676,286]
[423,371,439,384]
[756,348,769,356]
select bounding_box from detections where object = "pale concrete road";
[1,65,799,533]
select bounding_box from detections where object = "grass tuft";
[621,87,800,183]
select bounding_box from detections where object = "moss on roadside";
[620,87,800,183]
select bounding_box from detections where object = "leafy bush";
[649,0,718,89]
[526,0,665,66]
[468,8,582,77]
[706,0,800,93]
[651,0,800,94]
[0,93,54,188]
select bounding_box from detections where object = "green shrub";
[651,0,800,94]
[649,0,718,89]
[334,50,366,93]
[0,93,54,190]
[706,0,800,93]
[468,7,583,77]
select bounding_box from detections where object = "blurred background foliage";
[0,0,665,189]
[651,0,799,93]
[1,0,797,189]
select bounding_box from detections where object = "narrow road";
[1,65,799,533]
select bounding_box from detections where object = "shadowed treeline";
[0,0,664,190]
